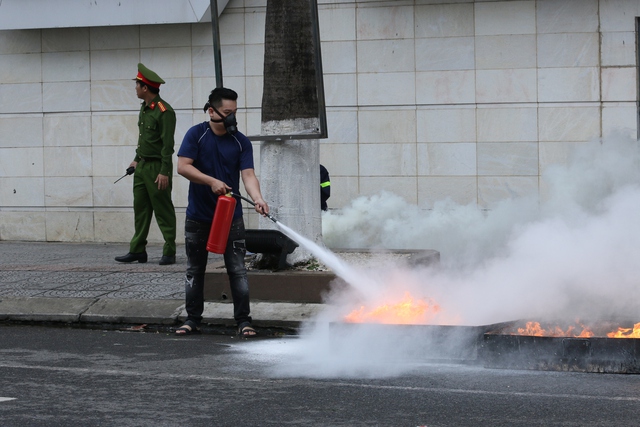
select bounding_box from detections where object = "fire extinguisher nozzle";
[231,192,279,223]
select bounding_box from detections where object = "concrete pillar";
[259,138,321,264]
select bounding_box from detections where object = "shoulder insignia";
[149,102,156,110]
[158,101,167,112]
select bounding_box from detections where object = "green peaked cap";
[135,63,165,87]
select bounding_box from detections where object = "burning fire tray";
[330,321,514,363]
[479,320,640,374]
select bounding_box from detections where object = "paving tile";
[39,290,107,298]
[0,289,46,297]
[53,282,124,291]
[0,271,46,283]
[87,272,167,285]
[105,291,182,300]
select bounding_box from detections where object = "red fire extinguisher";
[206,193,237,254]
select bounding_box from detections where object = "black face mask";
[210,105,238,135]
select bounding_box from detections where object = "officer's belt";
[140,157,160,162]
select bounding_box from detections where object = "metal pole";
[210,0,223,88]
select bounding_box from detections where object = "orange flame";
[516,321,594,338]
[344,292,441,325]
[512,321,640,338]
[607,322,640,338]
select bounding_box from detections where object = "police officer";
[115,63,177,265]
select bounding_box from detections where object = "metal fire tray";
[479,320,640,374]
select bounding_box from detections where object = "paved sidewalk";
[0,241,322,333]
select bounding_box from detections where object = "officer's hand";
[155,174,169,190]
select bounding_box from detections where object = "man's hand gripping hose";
[230,192,278,223]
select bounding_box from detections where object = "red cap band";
[135,71,161,89]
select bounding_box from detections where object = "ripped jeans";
[183,217,251,327]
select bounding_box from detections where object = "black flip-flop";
[238,325,257,338]
[175,324,200,336]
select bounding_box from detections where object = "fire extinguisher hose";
[231,192,278,223]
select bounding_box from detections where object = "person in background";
[320,164,331,211]
[115,63,177,266]
[175,87,269,338]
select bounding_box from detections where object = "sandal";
[175,323,200,336]
[238,324,257,338]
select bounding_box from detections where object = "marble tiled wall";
[0,0,638,241]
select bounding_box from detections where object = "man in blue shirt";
[176,87,269,338]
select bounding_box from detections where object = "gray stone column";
[259,137,321,264]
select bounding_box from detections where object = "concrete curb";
[0,297,96,323]
[80,299,184,325]
[0,297,324,330]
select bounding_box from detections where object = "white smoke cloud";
[321,133,640,322]
[239,133,640,378]
[323,132,640,272]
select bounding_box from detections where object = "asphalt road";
[1,324,640,427]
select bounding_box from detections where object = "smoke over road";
[242,133,640,378]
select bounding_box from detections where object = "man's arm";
[177,156,231,195]
[241,168,269,215]
[159,109,176,176]
[152,110,176,190]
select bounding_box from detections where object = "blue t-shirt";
[177,122,254,222]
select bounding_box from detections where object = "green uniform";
[129,95,177,256]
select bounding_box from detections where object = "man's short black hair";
[203,87,238,111]
[137,81,160,95]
